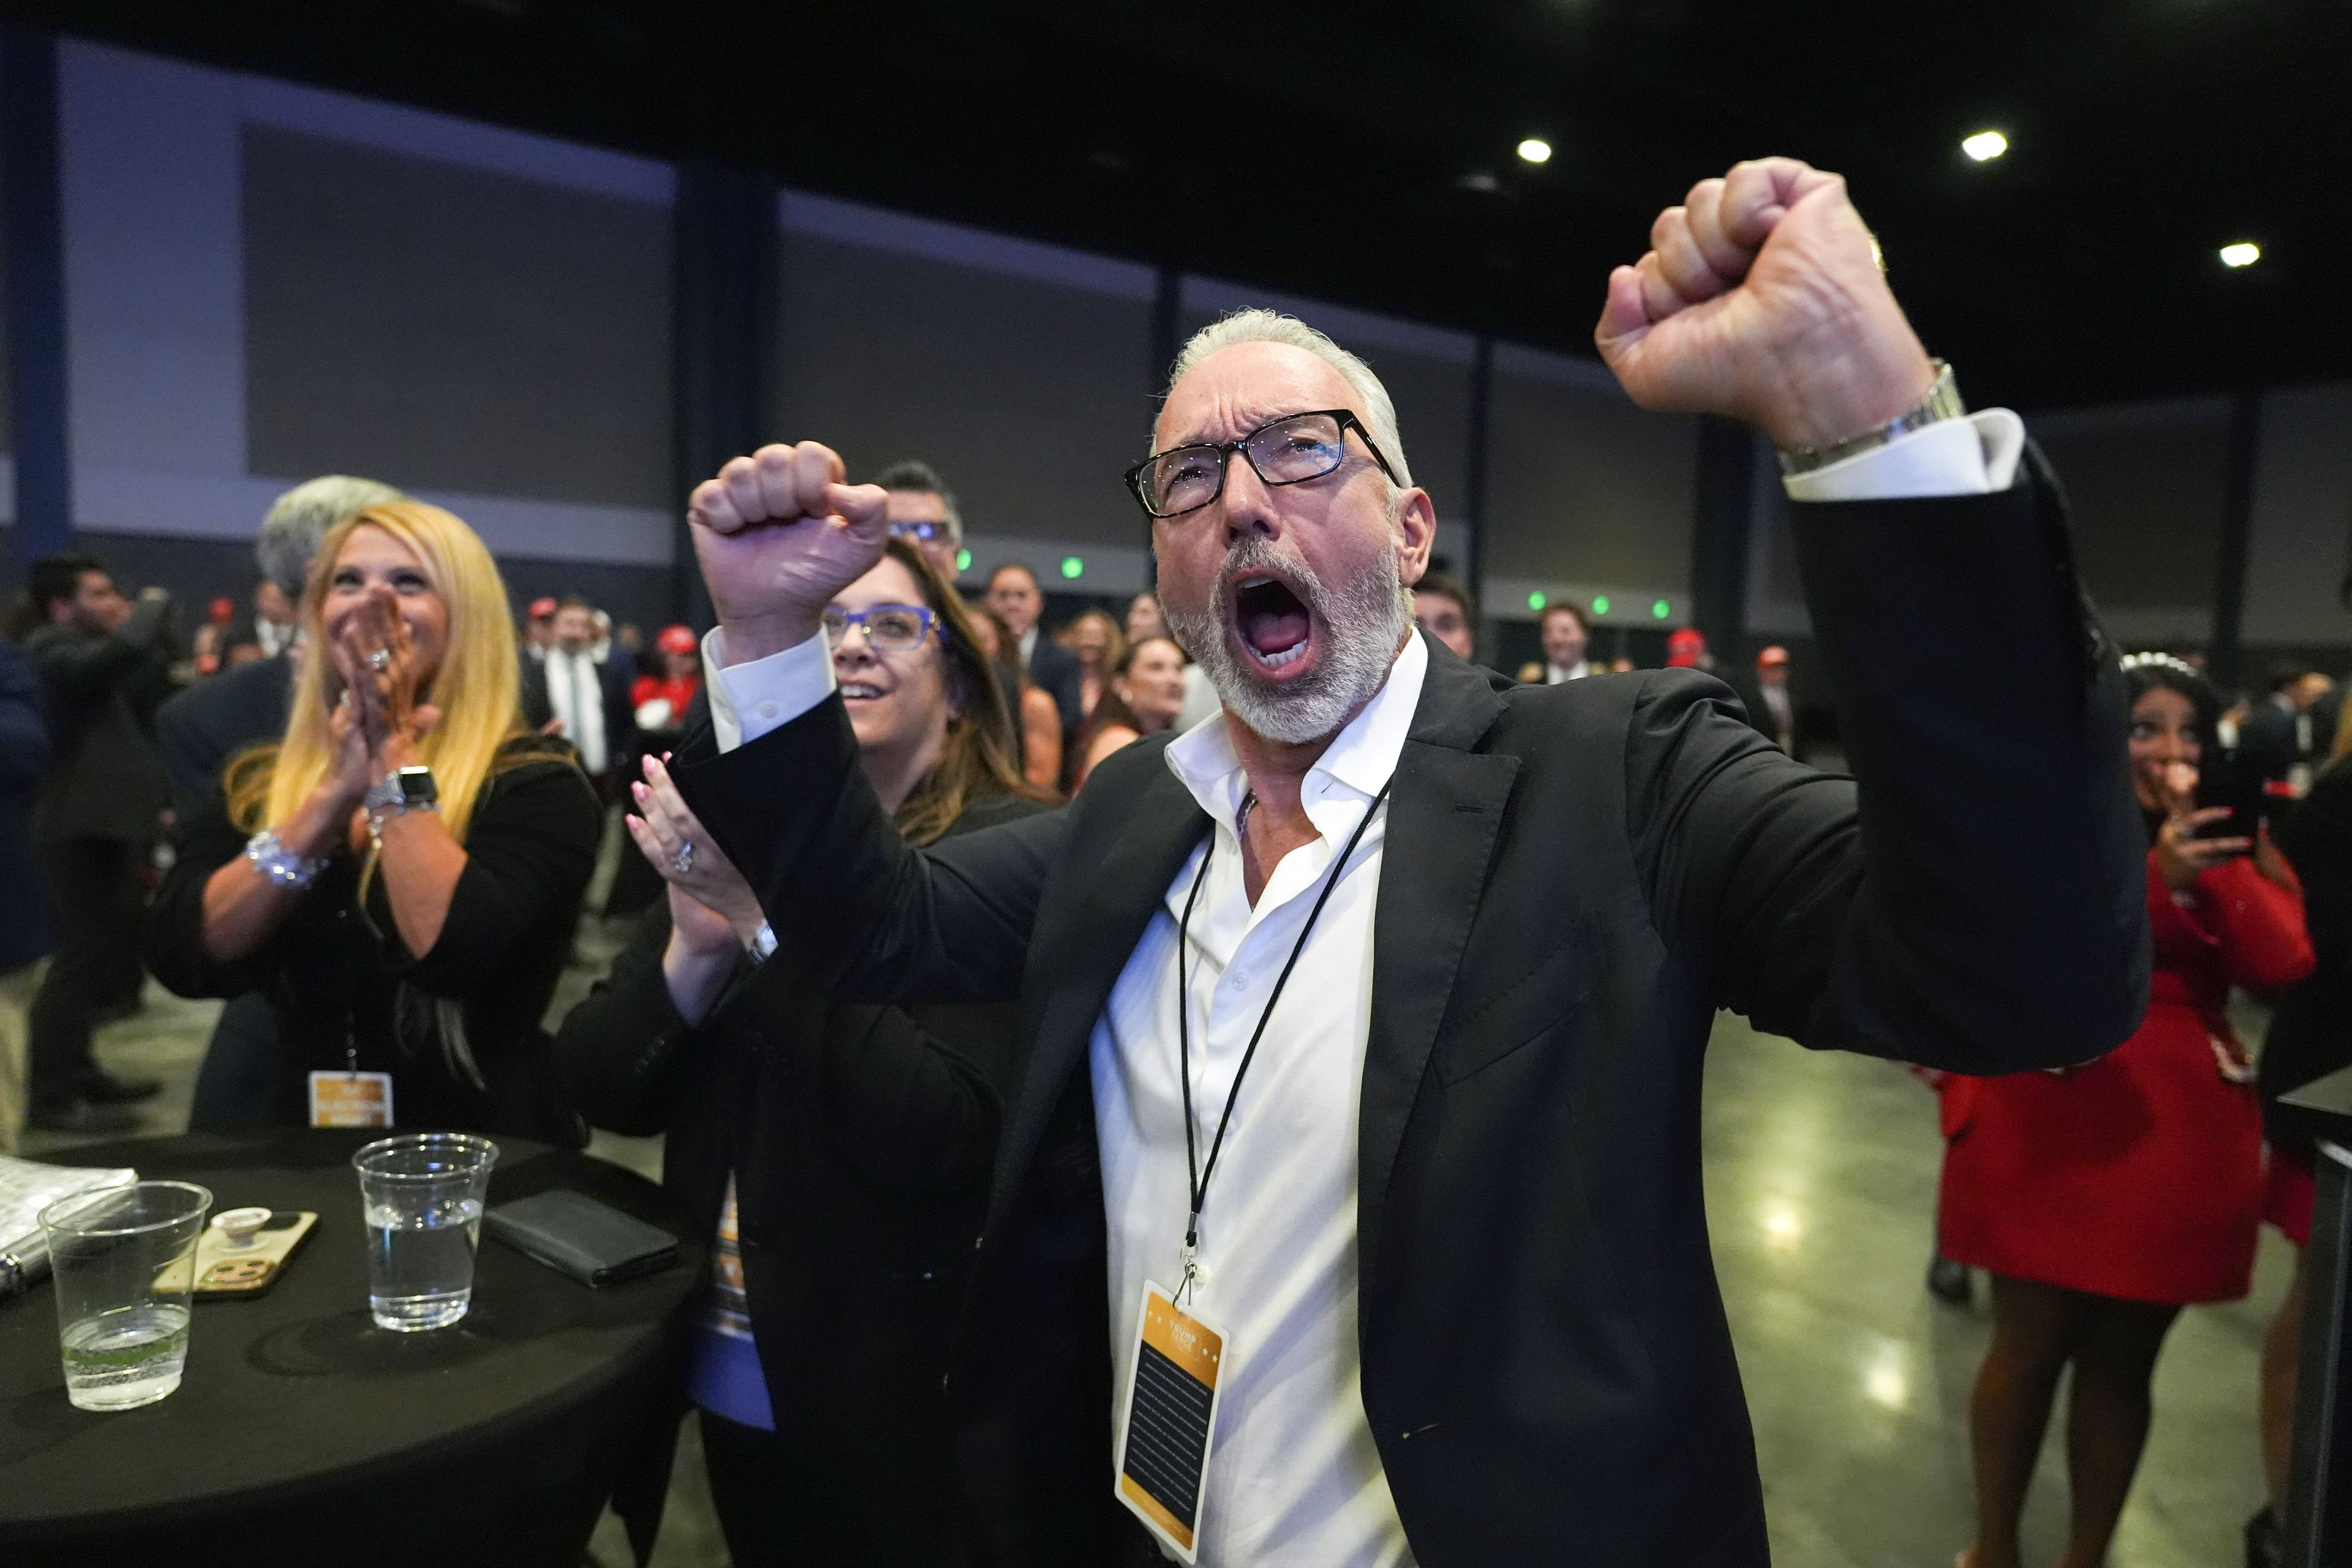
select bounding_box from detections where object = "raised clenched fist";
[1594,158,1939,453]
[687,442,890,665]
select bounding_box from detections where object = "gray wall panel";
[1485,367,1695,589]
[2031,399,2230,616]
[774,233,1155,549]
[243,124,671,509]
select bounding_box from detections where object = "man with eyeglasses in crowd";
[668,159,2147,1566]
[872,457,966,581]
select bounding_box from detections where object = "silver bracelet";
[1776,360,1966,476]
[245,829,324,890]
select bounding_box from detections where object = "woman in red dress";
[1942,653,2312,1568]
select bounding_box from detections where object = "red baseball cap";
[1665,627,1707,667]
[526,597,558,621]
[656,624,698,656]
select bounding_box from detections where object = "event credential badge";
[308,1071,393,1128]
[1114,1280,1227,1562]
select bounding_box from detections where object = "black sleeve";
[552,897,707,1136]
[2283,772,2352,985]
[145,782,279,1001]
[386,760,603,996]
[1630,458,2149,1074]
[554,881,1011,1190]
[674,703,1070,1006]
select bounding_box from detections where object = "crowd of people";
[0,154,2344,1567]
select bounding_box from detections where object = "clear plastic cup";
[352,1133,498,1332]
[39,1180,214,1412]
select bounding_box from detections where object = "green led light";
[1651,599,1670,619]
[1060,556,1085,580]
[1526,590,1546,611]
[955,548,972,573]
[1591,595,1610,616]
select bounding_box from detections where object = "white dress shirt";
[1545,659,1591,684]
[546,647,610,774]
[701,408,2024,1566]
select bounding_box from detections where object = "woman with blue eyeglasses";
[557,537,1050,1564]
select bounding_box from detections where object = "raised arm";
[1602,159,2147,1074]
[666,440,1066,1005]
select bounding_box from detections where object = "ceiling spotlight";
[1517,137,1553,165]
[2220,241,2261,268]
[1961,129,2008,162]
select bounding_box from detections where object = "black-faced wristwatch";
[1776,360,1966,476]
[363,765,439,840]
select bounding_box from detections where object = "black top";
[673,459,2150,1567]
[2264,760,2352,1154]
[553,787,1041,1565]
[145,739,603,1143]
[0,1131,699,1566]
[22,597,174,843]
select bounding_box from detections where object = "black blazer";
[676,470,2150,1566]
[23,597,175,843]
[1025,635,1085,739]
[556,790,1042,1564]
[154,653,295,817]
[521,651,638,777]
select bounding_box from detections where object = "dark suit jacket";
[521,651,637,778]
[557,790,1042,1566]
[2239,694,2311,790]
[2264,760,2352,1153]
[23,598,175,844]
[0,638,53,970]
[1025,635,1085,738]
[676,468,2150,1566]
[154,652,294,816]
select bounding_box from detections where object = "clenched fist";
[1595,158,1939,453]
[687,442,890,665]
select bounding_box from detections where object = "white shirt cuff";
[1781,409,2025,502]
[702,627,835,753]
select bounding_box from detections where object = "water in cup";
[363,1194,483,1330]
[59,1302,191,1410]
[352,1133,497,1332]
[37,1179,212,1413]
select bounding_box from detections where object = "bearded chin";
[1163,536,1412,747]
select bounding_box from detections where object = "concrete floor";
[21,944,2285,1567]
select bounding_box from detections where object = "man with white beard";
[666,159,2147,1565]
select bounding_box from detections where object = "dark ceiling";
[9,0,2346,412]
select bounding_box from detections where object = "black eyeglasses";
[1124,409,1400,520]
[821,603,936,652]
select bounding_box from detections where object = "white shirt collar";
[1163,632,1428,835]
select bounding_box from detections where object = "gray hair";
[255,475,408,598]
[1160,309,1414,490]
[870,458,963,547]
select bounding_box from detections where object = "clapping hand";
[687,441,891,665]
[627,753,765,952]
[1596,157,1940,453]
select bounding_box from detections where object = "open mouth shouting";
[1231,571,1318,680]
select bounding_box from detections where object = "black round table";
[0,1131,701,1567]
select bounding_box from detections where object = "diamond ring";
[672,841,695,876]
[368,648,390,671]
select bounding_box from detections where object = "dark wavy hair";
[2120,652,2220,752]
[874,537,1055,845]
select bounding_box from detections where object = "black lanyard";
[1173,773,1395,1299]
